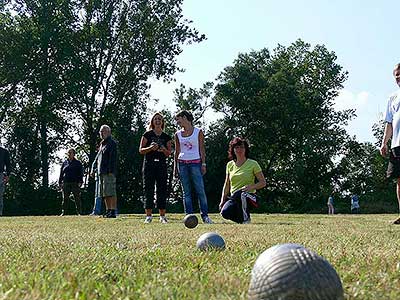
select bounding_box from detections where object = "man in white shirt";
[380,63,400,224]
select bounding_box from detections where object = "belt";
[178,159,202,164]
[145,158,164,163]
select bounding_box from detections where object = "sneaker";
[243,218,251,224]
[393,217,400,225]
[105,212,116,218]
[160,216,168,224]
[103,209,116,218]
[203,216,213,224]
[144,216,153,224]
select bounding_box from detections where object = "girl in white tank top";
[177,127,200,161]
[173,110,213,224]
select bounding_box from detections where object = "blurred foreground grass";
[0,213,399,299]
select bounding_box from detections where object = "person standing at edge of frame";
[139,112,172,224]
[380,63,400,224]
[97,125,118,218]
[59,148,84,216]
[0,145,11,216]
[351,194,360,214]
[327,194,335,215]
[173,110,213,224]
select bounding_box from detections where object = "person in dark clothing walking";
[59,148,84,216]
[139,112,172,224]
[98,125,118,218]
[0,146,11,216]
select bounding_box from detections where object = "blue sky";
[150,0,400,144]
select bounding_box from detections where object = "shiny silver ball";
[196,232,225,251]
[183,214,199,229]
[248,243,344,300]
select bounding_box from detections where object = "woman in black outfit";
[139,112,172,223]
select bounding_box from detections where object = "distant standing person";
[174,110,212,224]
[139,112,172,224]
[351,194,360,214]
[219,138,266,224]
[59,148,84,216]
[327,195,335,215]
[0,146,11,216]
[380,63,400,224]
[98,125,118,218]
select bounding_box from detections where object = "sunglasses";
[234,144,245,149]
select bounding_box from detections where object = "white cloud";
[334,89,369,111]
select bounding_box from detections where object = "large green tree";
[0,0,205,214]
[210,40,354,211]
[1,0,79,187]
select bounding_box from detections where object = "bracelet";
[202,163,207,166]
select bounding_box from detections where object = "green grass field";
[0,213,399,300]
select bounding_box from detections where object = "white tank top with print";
[177,127,201,161]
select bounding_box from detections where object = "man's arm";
[90,151,99,176]
[58,161,65,186]
[4,150,11,176]
[380,122,393,157]
[108,141,117,175]
[78,161,84,186]
[2,150,11,183]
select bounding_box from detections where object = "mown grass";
[0,213,399,299]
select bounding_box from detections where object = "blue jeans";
[178,162,209,219]
[92,179,102,215]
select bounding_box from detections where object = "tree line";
[0,0,396,215]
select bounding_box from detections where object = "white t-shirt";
[385,90,400,148]
[177,127,201,161]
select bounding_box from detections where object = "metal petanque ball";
[196,232,225,251]
[183,214,199,229]
[248,243,344,300]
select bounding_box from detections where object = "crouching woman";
[219,137,266,224]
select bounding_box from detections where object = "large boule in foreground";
[248,243,344,300]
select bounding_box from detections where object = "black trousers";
[220,190,249,223]
[143,160,168,210]
[62,182,81,215]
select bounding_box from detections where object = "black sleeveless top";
[143,130,172,162]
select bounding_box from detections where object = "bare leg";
[394,180,400,224]
[145,208,152,217]
[109,196,117,209]
[159,208,166,217]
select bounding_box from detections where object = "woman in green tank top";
[219,137,266,224]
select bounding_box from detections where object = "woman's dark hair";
[228,137,250,160]
[175,110,194,124]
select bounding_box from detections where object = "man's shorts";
[386,150,400,178]
[99,174,117,197]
